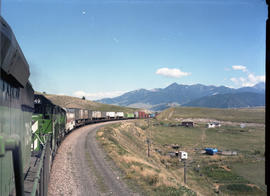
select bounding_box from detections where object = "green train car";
[33,94,66,155]
[0,16,34,195]
[124,112,135,118]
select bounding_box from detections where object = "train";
[0,15,153,196]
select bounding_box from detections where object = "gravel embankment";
[48,122,138,196]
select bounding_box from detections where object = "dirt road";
[48,122,138,196]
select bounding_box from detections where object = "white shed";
[179,151,188,160]
[207,122,221,128]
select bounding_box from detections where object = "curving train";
[0,15,153,196]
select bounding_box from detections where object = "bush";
[202,165,248,183]
[219,183,263,194]
[143,175,159,185]
[153,186,196,196]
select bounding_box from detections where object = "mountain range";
[97,82,265,111]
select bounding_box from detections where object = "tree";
[82,96,86,100]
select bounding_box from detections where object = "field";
[96,107,266,195]
[157,107,265,124]
[36,92,137,112]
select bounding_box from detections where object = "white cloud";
[230,65,265,87]
[156,67,190,78]
[230,74,265,87]
[73,90,126,100]
[82,11,86,15]
[232,65,247,72]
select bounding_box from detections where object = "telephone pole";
[146,138,150,157]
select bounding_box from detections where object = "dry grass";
[97,121,197,195]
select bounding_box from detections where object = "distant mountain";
[183,92,265,108]
[97,82,265,111]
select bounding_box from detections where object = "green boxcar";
[0,16,34,196]
[125,113,135,118]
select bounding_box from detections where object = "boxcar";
[74,108,84,126]
[86,110,92,123]
[101,111,107,119]
[138,111,146,118]
[65,108,76,132]
[125,113,135,118]
[92,111,101,120]
[116,112,124,119]
[134,111,139,118]
[106,112,116,119]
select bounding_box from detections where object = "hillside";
[97,82,265,111]
[37,92,137,112]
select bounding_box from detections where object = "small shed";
[240,123,246,128]
[207,122,221,128]
[182,121,194,127]
[205,148,218,155]
[179,151,188,160]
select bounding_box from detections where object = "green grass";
[153,186,197,196]
[205,126,265,155]
[202,165,248,183]
[231,161,266,191]
[157,107,265,124]
[152,126,203,147]
[219,184,265,196]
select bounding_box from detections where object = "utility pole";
[146,138,150,157]
[179,152,188,184]
[184,160,187,184]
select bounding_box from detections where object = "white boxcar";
[65,108,76,132]
[116,112,124,119]
[134,111,139,118]
[92,111,102,119]
[106,112,116,119]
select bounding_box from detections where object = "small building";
[207,122,221,128]
[179,151,188,160]
[205,148,218,155]
[240,123,246,128]
[181,121,194,127]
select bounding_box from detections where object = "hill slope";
[37,93,137,112]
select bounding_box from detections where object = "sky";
[2,0,267,100]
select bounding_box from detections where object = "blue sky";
[2,0,267,100]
